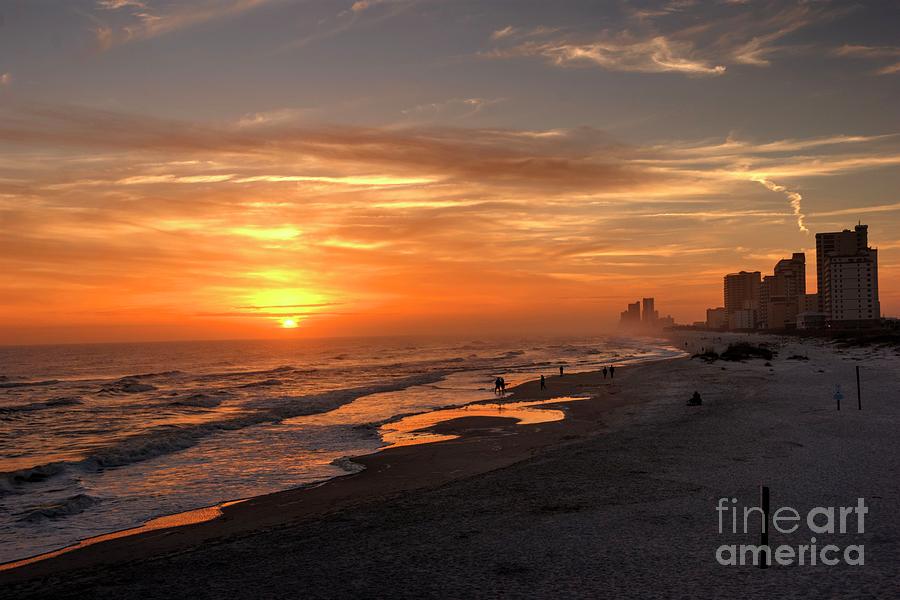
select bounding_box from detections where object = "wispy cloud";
[401,97,505,119]
[485,1,839,77]
[92,0,273,49]
[290,0,420,51]
[491,25,516,40]
[833,44,900,75]
[488,33,727,76]
[752,177,807,233]
[97,0,146,9]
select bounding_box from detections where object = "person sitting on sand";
[602,366,608,379]
[687,391,702,406]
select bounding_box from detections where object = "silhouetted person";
[499,377,506,394]
[540,375,546,390]
[609,365,615,379]
[494,377,502,395]
[559,365,564,376]
[602,366,608,379]
[688,391,702,406]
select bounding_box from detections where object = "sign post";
[759,485,770,569]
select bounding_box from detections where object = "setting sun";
[279,318,299,329]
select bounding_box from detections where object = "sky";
[1,0,899,344]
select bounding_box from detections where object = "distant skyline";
[2,0,899,344]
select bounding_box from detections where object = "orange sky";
[1,1,899,344]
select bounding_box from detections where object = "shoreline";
[1,354,678,582]
[5,332,897,597]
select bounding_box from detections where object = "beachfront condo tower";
[724,271,761,329]
[816,224,881,327]
[759,253,806,329]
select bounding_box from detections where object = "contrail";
[752,177,809,233]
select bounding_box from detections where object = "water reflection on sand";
[379,396,590,448]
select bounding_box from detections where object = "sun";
[279,318,299,329]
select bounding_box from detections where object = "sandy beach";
[3,332,898,598]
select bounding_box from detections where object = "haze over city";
[2,0,899,344]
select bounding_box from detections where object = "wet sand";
[1,366,639,582]
[3,333,899,598]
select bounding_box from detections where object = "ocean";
[0,335,681,563]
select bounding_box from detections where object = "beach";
[3,332,899,598]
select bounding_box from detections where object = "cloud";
[486,1,839,76]
[752,177,808,233]
[833,44,900,75]
[489,34,726,76]
[92,0,273,48]
[288,0,420,51]
[235,108,312,128]
[0,105,660,193]
[3,104,898,339]
[97,0,146,8]
[491,25,516,40]
[401,97,505,119]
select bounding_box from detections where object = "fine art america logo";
[715,492,867,567]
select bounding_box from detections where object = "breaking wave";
[18,494,100,522]
[0,371,448,495]
[97,378,158,395]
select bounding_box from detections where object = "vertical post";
[759,485,770,569]
[856,366,862,410]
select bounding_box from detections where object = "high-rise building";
[800,293,819,313]
[641,297,658,324]
[724,271,760,329]
[619,301,641,327]
[815,224,880,326]
[706,307,727,330]
[618,298,673,332]
[775,253,806,298]
[815,225,869,312]
[759,253,806,329]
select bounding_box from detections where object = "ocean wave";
[121,370,184,380]
[97,378,158,394]
[195,365,300,381]
[330,456,365,474]
[0,397,83,414]
[237,379,283,388]
[0,379,60,389]
[18,493,100,522]
[168,393,228,408]
[0,371,448,494]
[0,463,67,493]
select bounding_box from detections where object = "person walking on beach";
[609,365,616,379]
[559,365,564,377]
[540,375,546,390]
[494,377,502,395]
[500,377,506,394]
[602,366,608,379]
